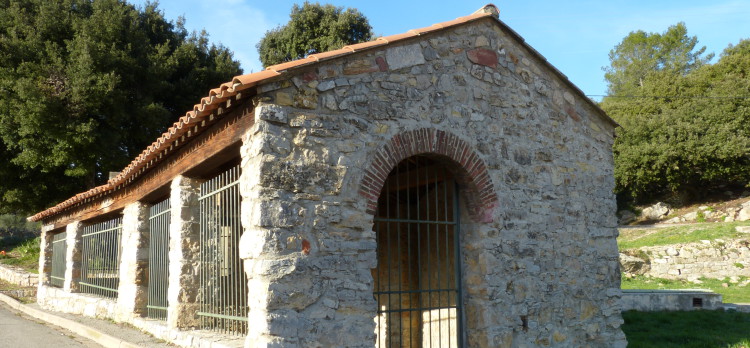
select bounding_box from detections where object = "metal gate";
[198,165,248,335]
[80,217,122,298]
[373,156,463,348]
[50,231,67,288]
[147,198,170,319]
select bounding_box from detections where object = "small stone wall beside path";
[0,263,38,287]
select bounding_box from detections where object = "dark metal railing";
[373,156,463,348]
[198,165,248,335]
[147,198,170,320]
[80,217,122,298]
[50,231,67,288]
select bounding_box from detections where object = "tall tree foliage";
[602,24,750,204]
[257,1,373,67]
[603,22,713,96]
[0,0,242,214]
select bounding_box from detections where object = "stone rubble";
[620,239,750,280]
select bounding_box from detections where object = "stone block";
[255,104,288,124]
[385,43,425,70]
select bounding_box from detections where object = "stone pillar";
[63,221,83,292]
[167,175,201,329]
[116,201,150,319]
[239,115,271,347]
[37,224,55,286]
[239,106,378,347]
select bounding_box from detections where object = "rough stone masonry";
[33,7,626,348]
[238,15,626,348]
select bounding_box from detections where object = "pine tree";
[0,0,242,214]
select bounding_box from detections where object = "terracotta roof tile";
[267,57,317,72]
[343,40,387,51]
[33,4,612,222]
[409,25,442,35]
[375,32,416,44]
[307,47,355,61]
[233,69,281,86]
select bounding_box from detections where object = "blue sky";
[130,1,750,99]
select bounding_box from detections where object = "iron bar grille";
[198,164,248,335]
[373,156,463,348]
[80,217,122,298]
[50,231,67,288]
[147,198,171,320]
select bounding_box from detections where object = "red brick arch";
[359,128,498,222]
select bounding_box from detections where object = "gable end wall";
[240,18,625,348]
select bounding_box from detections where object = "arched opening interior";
[372,155,462,348]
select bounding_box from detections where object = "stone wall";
[636,239,750,280]
[240,16,625,347]
[38,285,118,318]
[620,290,724,311]
[0,263,38,287]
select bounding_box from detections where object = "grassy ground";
[0,237,40,273]
[622,310,750,348]
[622,274,750,303]
[618,222,750,250]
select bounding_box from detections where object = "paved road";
[0,300,100,347]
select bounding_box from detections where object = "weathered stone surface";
[256,104,288,124]
[167,176,201,330]
[617,210,636,225]
[316,79,335,92]
[0,263,38,287]
[116,202,150,319]
[738,206,750,221]
[619,253,650,274]
[343,59,380,75]
[467,48,498,68]
[385,43,425,70]
[632,239,750,280]
[237,19,625,346]
[641,202,671,220]
[64,221,82,292]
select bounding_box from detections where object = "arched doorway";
[372,155,462,347]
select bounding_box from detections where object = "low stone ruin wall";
[646,239,750,280]
[621,289,723,311]
[0,263,38,287]
[621,239,750,280]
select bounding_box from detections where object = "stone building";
[31,5,627,348]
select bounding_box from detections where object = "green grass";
[618,222,750,250]
[622,310,750,348]
[0,237,40,273]
[622,274,750,303]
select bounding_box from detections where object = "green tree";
[603,31,750,204]
[0,0,242,215]
[603,22,713,96]
[257,1,373,67]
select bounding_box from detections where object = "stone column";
[116,201,150,319]
[37,224,55,286]
[63,221,83,292]
[238,106,378,347]
[239,114,271,347]
[167,175,201,329]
